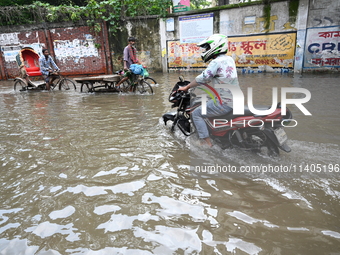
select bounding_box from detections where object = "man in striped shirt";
[39,49,60,90]
[115,37,140,91]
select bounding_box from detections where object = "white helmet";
[197,34,228,62]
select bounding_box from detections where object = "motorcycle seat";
[215,105,270,119]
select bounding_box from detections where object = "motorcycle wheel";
[177,117,191,136]
[171,114,193,136]
[264,137,280,157]
[251,132,280,157]
[229,129,279,157]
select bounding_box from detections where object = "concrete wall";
[0,22,110,80]
[303,0,340,71]
[109,18,162,73]
[160,0,340,73]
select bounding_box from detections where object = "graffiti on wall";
[167,33,296,69]
[313,17,336,27]
[0,32,100,64]
[304,26,340,68]
[310,0,340,27]
[54,34,99,62]
[167,41,205,68]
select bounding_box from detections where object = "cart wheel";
[81,82,93,93]
[59,78,77,91]
[137,80,153,94]
[14,80,27,91]
[119,81,130,92]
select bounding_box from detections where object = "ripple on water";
[0,73,340,254]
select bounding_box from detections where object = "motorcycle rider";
[178,34,240,147]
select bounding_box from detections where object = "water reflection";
[0,72,339,254]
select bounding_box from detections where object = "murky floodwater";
[0,72,339,254]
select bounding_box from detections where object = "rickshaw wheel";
[81,82,93,93]
[14,80,27,91]
[59,78,77,91]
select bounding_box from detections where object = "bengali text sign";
[227,33,296,68]
[304,26,340,68]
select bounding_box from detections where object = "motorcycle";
[162,77,293,156]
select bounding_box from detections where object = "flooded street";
[0,72,339,254]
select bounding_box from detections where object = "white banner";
[179,13,214,43]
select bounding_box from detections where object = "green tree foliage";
[190,0,212,9]
[0,0,34,6]
[0,0,173,33]
[0,0,217,33]
[0,0,85,6]
[83,0,172,32]
[0,2,84,26]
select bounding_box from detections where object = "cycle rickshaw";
[13,47,76,91]
[75,66,156,94]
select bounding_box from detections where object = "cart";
[74,75,122,93]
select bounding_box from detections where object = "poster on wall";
[179,13,213,43]
[1,46,22,62]
[167,41,206,68]
[166,18,175,32]
[228,33,296,68]
[304,26,340,68]
[0,32,19,46]
[168,32,296,69]
[53,35,99,61]
[1,44,42,62]
[173,0,190,13]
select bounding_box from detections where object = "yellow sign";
[228,33,296,68]
[167,33,297,69]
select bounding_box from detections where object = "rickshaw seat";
[21,48,42,76]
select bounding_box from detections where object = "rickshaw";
[13,47,76,91]
[75,66,156,94]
